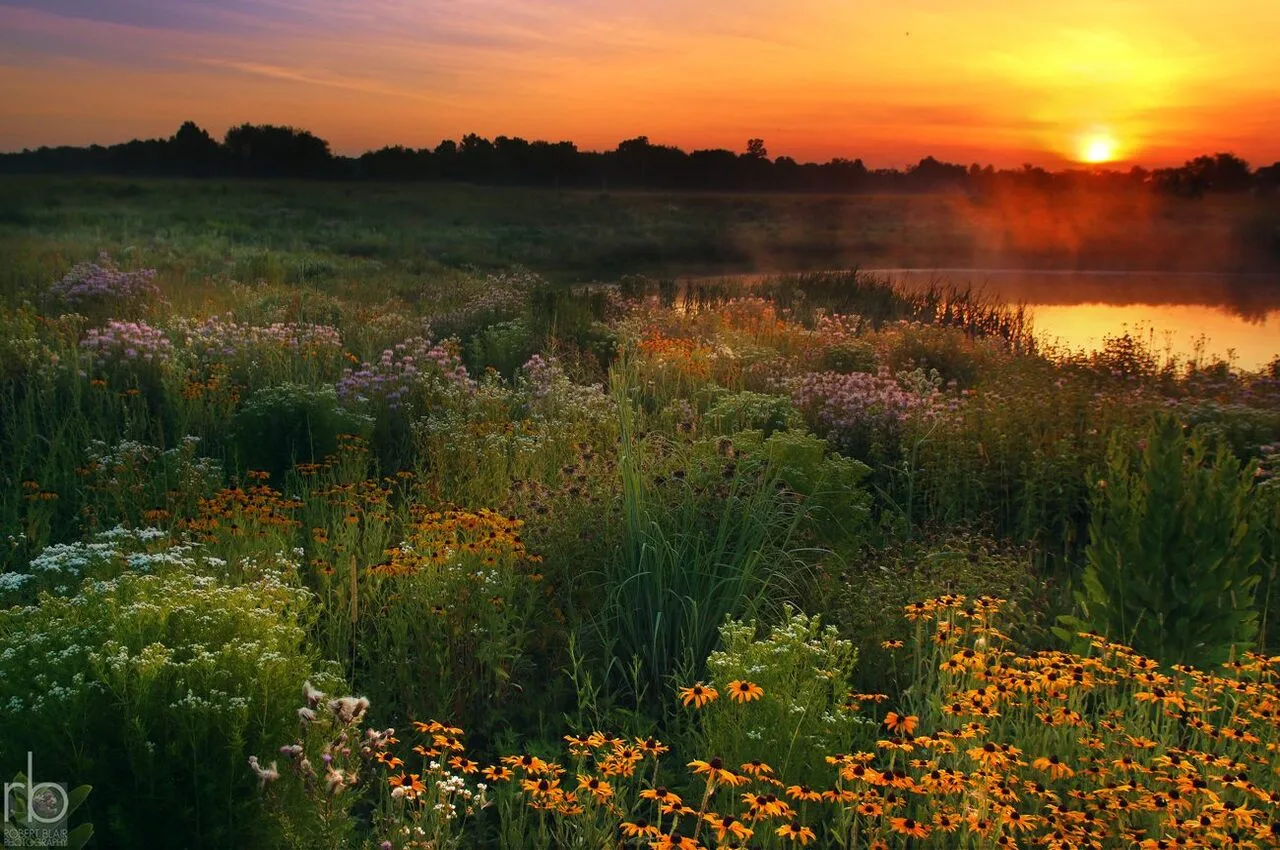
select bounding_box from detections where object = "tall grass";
[599,364,813,700]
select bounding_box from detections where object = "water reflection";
[874,269,1280,370]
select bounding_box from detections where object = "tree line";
[3,121,1279,196]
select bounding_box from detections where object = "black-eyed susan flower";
[727,680,764,702]
[679,683,719,707]
[619,819,659,838]
[786,784,823,803]
[776,821,817,844]
[704,813,754,842]
[576,774,613,801]
[889,817,930,839]
[883,712,918,735]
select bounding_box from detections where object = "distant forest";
[4,121,1280,196]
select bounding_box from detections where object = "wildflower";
[619,819,660,838]
[1032,754,1075,780]
[328,695,369,724]
[786,784,823,803]
[653,832,701,850]
[727,680,764,702]
[520,777,560,797]
[577,774,613,801]
[776,821,817,845]
[889,817,930,838]
[637,737,670,757]
[688,757,746,786]
[883,712,918,735]
[679,683,719,707]
[482,765,514,782]
[705,813,754,842]
[502,753,550,774]
[741,760,774,778]
[325,768,345,796]
[247,755,279,789]
[640,786,682,806]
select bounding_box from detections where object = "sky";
[1,0,1278,167]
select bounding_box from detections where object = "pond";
[869,269,1280,370]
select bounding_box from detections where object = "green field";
[1,178,1279,849]
[2,177,1277,300]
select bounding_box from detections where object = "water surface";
[870,269,1280,371]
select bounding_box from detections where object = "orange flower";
[889,817,930,838]
[704,813,754,842]
[883,712,918,735]
[577,774,613,801]
[689,758,747,786]
[727,680,764,702]
[776,821,817,845]
[619,819,660,838]
[679,683,719,708]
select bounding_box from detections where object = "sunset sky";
[2,0,1278,167]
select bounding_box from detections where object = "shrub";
[698,609,859,787]
[464,319,535,379]
[233,383,373,479]
[704,390,800,437]
[1069,414,1263,665]
[0,568,326,849]
[330,508,545,730]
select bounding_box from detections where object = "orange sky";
[2,0,1278,166]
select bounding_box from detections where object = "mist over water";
[877,268,1280,370]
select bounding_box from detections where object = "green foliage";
[233,383,372,478]
[754,429,874,547]
[699,609,859,787]
[0,568,327,849]
[1068,414,1263,665]
[819,339,876,374]
[464,319,535,379]
[704,389,801,436]
[599,395,825,699]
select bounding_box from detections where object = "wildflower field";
[1,198,1279,849]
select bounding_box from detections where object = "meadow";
[1,178,1279,849]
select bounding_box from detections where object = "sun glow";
[1079,133,1118,164]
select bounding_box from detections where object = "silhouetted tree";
[223,124,334,177]
[3,120,1278,200]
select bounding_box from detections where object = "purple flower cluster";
[47,253,158,308]
[792,368,942,449]
[177,315,343,361]
[81,320,173,366]
[337,337,473,409]
[520,354,564,401]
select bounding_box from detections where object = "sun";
[1079,133,1117,164]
